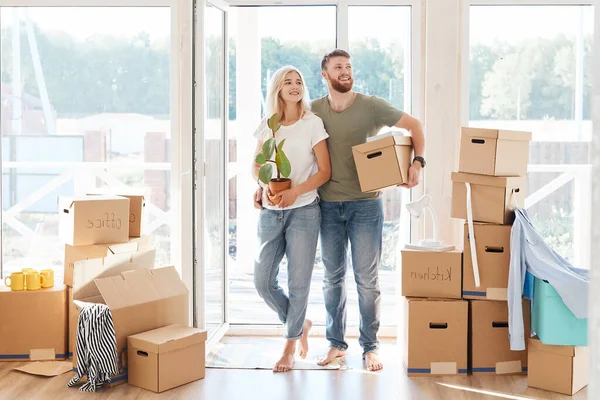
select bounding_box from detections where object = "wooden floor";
[0,337,587,400]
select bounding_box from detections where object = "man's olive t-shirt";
[310,94,404,202]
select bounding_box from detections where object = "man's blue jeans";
[319,198,383,355]
[254,198,321,340]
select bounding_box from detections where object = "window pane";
[349,5,412,327]
[0,7,173,280]
[228,6,336,325]
[469,5,594,268]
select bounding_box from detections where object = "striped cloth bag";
[67,303,119,392]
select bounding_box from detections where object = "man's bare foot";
[364,352,383,371]
[274,340,295,372]
[317,347,346,366]
[298,319,312,359]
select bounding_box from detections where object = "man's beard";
[329,75,353,93]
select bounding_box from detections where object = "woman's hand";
[273,188,299,208]
[253,187,263,209]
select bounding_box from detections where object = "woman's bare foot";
[317,347,346,366]
[364,352,383,371]
[274,340,295,372]
[298,319,312,359]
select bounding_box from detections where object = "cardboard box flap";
[450,172,523,188]
[529,337,577,357]
[497,130,532,141]
[463,127,532,142]
[129,325,207,355]
[73,248,156,300]
[95,266,187,310]
[59,195,128,211]
[354,135,412,154]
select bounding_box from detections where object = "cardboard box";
[532,277,588,346]
[0,285,68,361]
[403,298,468,376]
[451,172,527,224]
[528,337,588,395]
[58,195,130,246]
[71,252,188,386]
[401,249,463,299]
[352,134,413,192]
[470,299,529,375]
[462,223,511,300]
[128,325,207,393]
[458,127,531,177]
[88,190,146,237]
[69,248,156,362]
[63,235,153,287]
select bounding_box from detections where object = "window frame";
[0,0,194,326]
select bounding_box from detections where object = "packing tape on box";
[465,182,481,287]
[30,348,56,361]
[487,288,508,301]
[430,362,457,375]
[495,360,522,374]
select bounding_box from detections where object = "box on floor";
[352,134,413,192]
[63,235,153,287]
[403,297,468,376]
[71,250,189,386]
[451,172,527,225]
[401,249,463,299]
[528,337,588,396]
[0,285,68,361]
[470,299,529,375]
[458,127,531,177]
[58,195,130,246]
[128,325,207,393]
[462,223,511,300]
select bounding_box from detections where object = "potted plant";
[255,113,292,205]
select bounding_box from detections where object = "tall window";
[227,5,413,328]
[348,5,412,327]
[228,5,337,325]
[0,7,174,280]
[469,5,594,268]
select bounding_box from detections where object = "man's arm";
[395,113,425,159]
[394,113,425,188]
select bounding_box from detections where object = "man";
[311,49,425,372]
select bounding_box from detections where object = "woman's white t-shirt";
[253,112,329,211]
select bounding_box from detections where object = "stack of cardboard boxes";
[399,127,531,377]
[451,127,531,377]
[1,191,207,393]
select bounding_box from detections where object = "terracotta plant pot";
[268,179,292,205]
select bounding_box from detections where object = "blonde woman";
[251,66,331,372]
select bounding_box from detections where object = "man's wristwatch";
[413,156,426,168]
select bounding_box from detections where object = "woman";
[251,66,331,372]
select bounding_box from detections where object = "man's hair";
[321,49,351,71]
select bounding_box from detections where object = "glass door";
[201,0,228,338]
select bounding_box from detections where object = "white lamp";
[405,194,455,252]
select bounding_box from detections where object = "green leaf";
[276,150,291,178]
[267,113,279,130]
[262,138,275,160]
[255,153,266,165]
[258,164,273,184]
[277,138,286,153]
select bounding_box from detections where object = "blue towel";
[508,207,588,351]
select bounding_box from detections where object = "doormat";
[206,340,348,370]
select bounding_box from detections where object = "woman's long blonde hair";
[265,66,311,122]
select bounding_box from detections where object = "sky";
[0,4,594,46]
